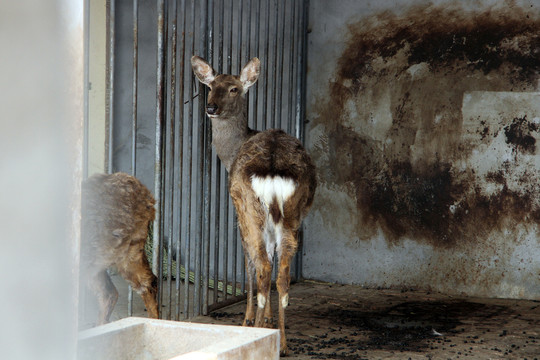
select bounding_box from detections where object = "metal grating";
[105,0,309,320]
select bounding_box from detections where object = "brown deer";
[192,56,316,355]
[81,172,159,326]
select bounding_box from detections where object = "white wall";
[0,1,83,358]
[303,0,540,299]
[88,0,108,175]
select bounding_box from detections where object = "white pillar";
[0,1,84,359]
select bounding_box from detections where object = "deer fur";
[192,55,316,355]
[81,172,159,325]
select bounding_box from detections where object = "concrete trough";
[77,317,279,360]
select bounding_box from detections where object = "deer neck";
[210,109,251,172]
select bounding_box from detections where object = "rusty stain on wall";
[311,1,540,250]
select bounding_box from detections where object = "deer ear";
[191,56,216,85]
[240,57,260,90]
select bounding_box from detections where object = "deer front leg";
[276,232,298,356]
[243,254,256,327]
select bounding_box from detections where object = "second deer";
[192,55,316,355]
[81,172,159,326]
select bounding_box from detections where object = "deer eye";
[230,87,238,93]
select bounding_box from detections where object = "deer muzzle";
[206,103,218,115]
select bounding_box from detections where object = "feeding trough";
[77,317,279,360]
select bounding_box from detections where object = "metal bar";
[193,0,209,318]
[183,0,196,320]
[287,0,296,136]
[219,0,229,302]
[128,0,140,317]
[212,153,220,306]
[166,0,178,320]
[230,0,238,292]
[212,0,224,308]
[294,0,304,140]
[227,1,233,74]
[270,0,279,129]
[207,293,247,313]
[202,0,213,316]
[237,0,243,73]
[175,0,186,322]
[252,1,260,127]
[222,169,229,301]
[262,0,270,129]
[153,0,167,301]
[295,0,310,280]
[277,0,285,129]
[107,0,115,174]
[230,0,244,300]
[131,0,139,176]
[241,0,252,294]
[218,0,224,71]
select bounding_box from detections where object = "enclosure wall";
[303,0,540,299]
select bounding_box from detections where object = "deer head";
[191,56,260,118]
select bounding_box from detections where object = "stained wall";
[303,0,540,298]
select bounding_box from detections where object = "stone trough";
[77,317,279,360]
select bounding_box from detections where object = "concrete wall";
[303,0,540,299]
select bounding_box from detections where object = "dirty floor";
[191,280,540,359]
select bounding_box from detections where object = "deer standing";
[192,56,316,355]
[81,172,159,326]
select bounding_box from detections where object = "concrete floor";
[92,276,540,359]
[193,281,540,360]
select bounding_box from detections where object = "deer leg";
[89,269,118,326]
[276,231,298,356]
[254,257,273,328]
[262,262,274,328]
[118,245,159,319]
[243,253,256,327]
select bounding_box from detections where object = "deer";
[191,55,316,355]
[80,172,159,326]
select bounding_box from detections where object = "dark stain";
[479,120,490,140]
[311,300,511,353]
[504,116,539,154]
[313,1,540,247]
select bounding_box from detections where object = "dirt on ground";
[193,280,540,359]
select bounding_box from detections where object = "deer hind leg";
[89,269,119,326]
[118,243,159,319]
[276,229,298,356]
[254,255,273,328]
[234,196,272,328]
[243,253,256,326]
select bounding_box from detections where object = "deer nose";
[206,103,218,115]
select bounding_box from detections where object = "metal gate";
[105,0,309,320]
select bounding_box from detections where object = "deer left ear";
[240,57,260,90]
[191,56,216,86]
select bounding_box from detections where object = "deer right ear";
[191,56,216,86]
[240,57,260,91]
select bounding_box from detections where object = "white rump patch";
[251,175,296,262]
[251,175,296,218]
